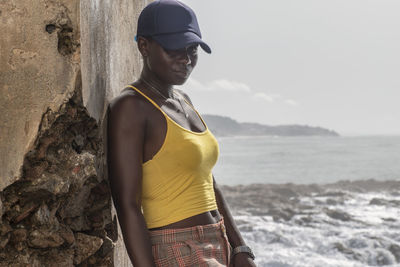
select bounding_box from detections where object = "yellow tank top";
[127,85,219,229]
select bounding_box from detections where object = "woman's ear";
[137,36,150,57]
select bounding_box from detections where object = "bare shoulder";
[107,86,149,129]
[174,88,194,105]
[109,87,146,115]
[109,87,141,111]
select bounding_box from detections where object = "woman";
[106,1,256,266]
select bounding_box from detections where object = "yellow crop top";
[127,85,219,229]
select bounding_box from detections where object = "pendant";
[185,113,189,118]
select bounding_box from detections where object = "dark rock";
[11,228,28,243]
[59,225,75,246]
[39,248,75,267]
[274,187,298,198]
[369,198,400,207]
[14,241,26,251]
[24,161,49,180]
[327,179,400,192]
[9,251,32,265]
[370,198,388,206]
[0,221,13,236]
[73,233,103,265]
[52,249,75,267]
[88,210,105,228]
[334,242,363,261]
[31,203,59,229]
[390,191,400,197]
[72,152,97,183]
[59,186,91,219]
[0,233,10,249]
[27,229,64,248]
[375,249,394,266]
[88,255,98,264]
[299,216,313,224]
[389,244,400,263]
[66,215,91,232]
[23,173,71,196]
[270,207,296,221]
[99,236,115,257]
[11,228,28,251]
[31,203,51,225]
[12,202,38,223]
[326,198,340,205]
[334,242,354,254]
[325,209,352,221]
[105,216,119,242]
[389,200,400,206]
[347,238,368,249]
[318,191,346,197]
[248,209,270,216]
[382,217,397,222]
[238,225,253,232]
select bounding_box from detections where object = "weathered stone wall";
[1,0,149,266]
[0,0,81,194]
[81,0,147,122]
[81,1,149,266]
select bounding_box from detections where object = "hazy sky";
[178,0,400,135]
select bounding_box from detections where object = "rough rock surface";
[74,232,104,265]
[1,0,117,265]
[0,0,81,191]
[1,0,148,266]
[0,87,114,265]
[220,179,400,221]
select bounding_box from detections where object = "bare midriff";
[148,209,221,231]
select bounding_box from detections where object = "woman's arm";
[106,95,156,267]
[213,176,256,267]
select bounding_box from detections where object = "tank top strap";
[126,85,167,116]
[173,89,209,129]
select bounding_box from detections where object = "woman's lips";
[173,70,189,78]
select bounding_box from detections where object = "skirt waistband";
[148,218,226,245]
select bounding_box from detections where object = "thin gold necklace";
[140,78,189,118]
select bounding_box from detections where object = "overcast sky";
[178,0,400,135]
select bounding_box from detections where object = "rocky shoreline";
[220,179,400,220]
[220,179,400,266]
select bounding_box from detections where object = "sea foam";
[222,181,400,267]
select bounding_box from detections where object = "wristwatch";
[232,245,255,260]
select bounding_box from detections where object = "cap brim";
[152,31,212,54]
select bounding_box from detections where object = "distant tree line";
[202,114,339,137]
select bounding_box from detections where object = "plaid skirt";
[149,218,232,267]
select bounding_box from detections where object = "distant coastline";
[202,114,339,137]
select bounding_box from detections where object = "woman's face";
[142,38,198,85]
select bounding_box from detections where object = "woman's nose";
[184,53,191,65]
[178,52,191,65]
[175,49,191,65]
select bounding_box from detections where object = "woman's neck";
[139,69,173,98]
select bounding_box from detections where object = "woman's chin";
[172,75,190,86]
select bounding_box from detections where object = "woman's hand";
[232,253,257,267]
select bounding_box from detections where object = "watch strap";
[232,245,255,260]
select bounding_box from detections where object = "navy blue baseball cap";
[135,0,211,54]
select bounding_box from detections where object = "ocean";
[213,136,400,267]
[213,136,400,185]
